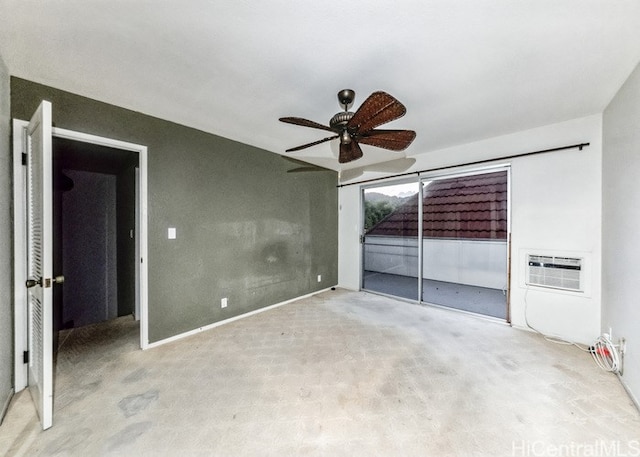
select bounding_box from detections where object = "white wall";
[340,114,602,344]
[0,52,13,422]
[603,61,640,407]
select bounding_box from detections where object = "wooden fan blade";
[347,91,407,133]
[279,117,334,132]
[285,135,339,152]
[339,141,364,164]
[358,129,416,151]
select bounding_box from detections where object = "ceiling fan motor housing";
[330,111,355,144]
[330,111,354,129]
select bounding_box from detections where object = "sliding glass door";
[362,182,420,301]
[421,170,508,319]
[361,168,509,320]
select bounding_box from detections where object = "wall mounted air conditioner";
[526,254,583,292]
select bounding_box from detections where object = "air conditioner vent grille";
[526,255,583,292]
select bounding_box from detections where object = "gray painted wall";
[0,53,12,421]
[0,52,13,422]
[602,61,640,407]
[11,77,338,343]
[62,170,118,328]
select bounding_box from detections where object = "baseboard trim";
[617,374,640,413]
[145,287,336,350]
[0,388,14,426]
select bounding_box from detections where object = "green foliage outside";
[364,200,394,232]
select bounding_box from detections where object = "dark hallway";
[53,137,139,335]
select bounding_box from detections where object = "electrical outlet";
[620,338,626,354]
[317,275,322,282]
[221,297,228,308]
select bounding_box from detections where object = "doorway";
[12,118,149,410]
[53,137,139,333]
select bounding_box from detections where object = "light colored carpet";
[1,289,638,456]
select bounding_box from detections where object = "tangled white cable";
[590,333,621,373]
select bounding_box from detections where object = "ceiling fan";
[279,89,416,164]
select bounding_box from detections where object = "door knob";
[44,275,65,287]
[25,278,41,288]
[26,276,64,288]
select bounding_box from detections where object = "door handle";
[26,275,64,288]
[44,275,64,287]
[26,278,41,288]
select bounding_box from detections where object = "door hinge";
[360,235,365,244]
[21,152,27,166]
[23,350,29,364]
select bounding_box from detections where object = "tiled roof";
[366,171,508,239]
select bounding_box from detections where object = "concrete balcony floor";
[363,271,507,319]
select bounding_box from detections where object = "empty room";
[1,1,639,456]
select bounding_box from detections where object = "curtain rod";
[337,142,590,188]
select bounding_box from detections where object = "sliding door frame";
[360,164,511,321]
[360,177,422,300]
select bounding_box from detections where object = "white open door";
[25,100,54,430]
[13,102,149,429]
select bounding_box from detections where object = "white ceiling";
[1,1,640,171]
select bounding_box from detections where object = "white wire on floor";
[523,286,622,373]
[590,333,621,373]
